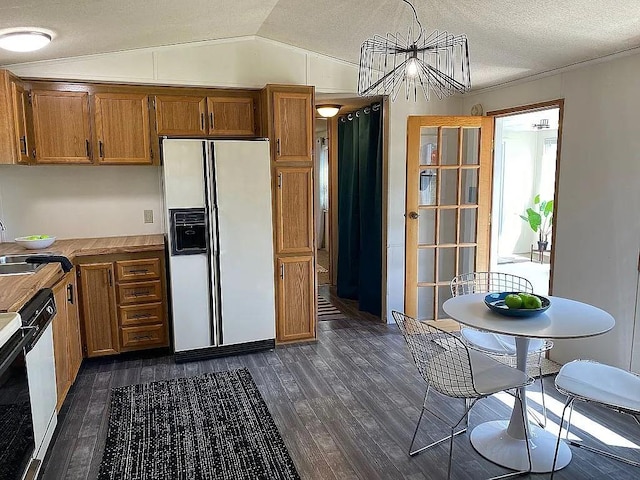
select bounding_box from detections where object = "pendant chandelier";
[358,0,471,101]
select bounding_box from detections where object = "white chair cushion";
[468,349,532,395]
[555,360,640,413]
[461,328,545,356]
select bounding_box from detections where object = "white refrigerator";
[162,139,276,360]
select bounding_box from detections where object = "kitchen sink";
[0,263,46,275]
[0,253,55,275]
[0,252,54,264]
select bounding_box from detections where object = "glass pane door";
[406,117,493,324]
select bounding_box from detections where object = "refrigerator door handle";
[204,142,223,347]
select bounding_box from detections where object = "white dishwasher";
[20,289,58,473]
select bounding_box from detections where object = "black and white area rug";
[98,369,300,480]
[317,296,346,321]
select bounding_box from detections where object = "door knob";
[408,211,419,220]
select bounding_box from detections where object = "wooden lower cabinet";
[78,262,119,357]
[276,255,315,342]
[78,251,169,357]
[52,269,83,410]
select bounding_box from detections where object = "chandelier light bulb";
[406,57,419,78]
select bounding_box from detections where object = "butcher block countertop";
[0,234,165,313]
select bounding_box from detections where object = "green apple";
[504,294,523,309]
[518,292,531,303]
[523,295,543,309]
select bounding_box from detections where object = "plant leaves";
[534,194,541,204]
[526,208,541,232]
[544,199,554,216]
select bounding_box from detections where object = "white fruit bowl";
[15,236,56,249]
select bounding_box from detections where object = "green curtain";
[337,105,383,316]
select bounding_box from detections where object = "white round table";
[443,293,615,473]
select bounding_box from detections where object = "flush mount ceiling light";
[0,31,52,52]
[358,0,471,102]
[316,104,341,118]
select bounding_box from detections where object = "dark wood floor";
[40,313,640,479]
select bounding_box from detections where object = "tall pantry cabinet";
[262,85,316,343]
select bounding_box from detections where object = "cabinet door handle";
[131,290,150,297]
[276,138,281,156]
[278,172,282,189]
[67,283,74,304]
[129,269,149,274]
[19,136,27,155]
[280,264,285,280]
[107,269,113,287]
[209,112,214,130]
[85,139,91,157]
[200,113,205,131]
[132,313,152,319]
[99,141,104,158]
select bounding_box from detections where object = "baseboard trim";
[174,339,275,363]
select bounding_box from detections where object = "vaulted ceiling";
[1,0,639,89]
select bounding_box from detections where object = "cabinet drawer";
[120,324,167,349]
[115,258,161,282]
[119,302,164,327]
[117,280,162,305]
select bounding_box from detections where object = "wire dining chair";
[450,271,553,426]
[551,360,640,479]
[392,310,533,480]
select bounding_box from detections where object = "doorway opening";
[314,96,387,322]
[314,118,331,286]
[488,101,564,294]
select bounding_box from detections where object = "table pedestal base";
[470,420,572,473]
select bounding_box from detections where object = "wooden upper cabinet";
[275,166,314,254]
[32,90,92,164]
[276,255,315,342]
[11,81,31,164]
[207,96,255,136]
[273,91,313,162]
[155,95,206,136]
[0,70,28,165]
[155,94,256,137]
[94,92,152,165]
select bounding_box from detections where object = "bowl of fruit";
[484,292,550,318]
[15,235,56,250]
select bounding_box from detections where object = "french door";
[405,116,493,325]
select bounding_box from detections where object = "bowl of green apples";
[484,292,550,317]
[15,235,56,249]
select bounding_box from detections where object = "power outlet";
[143,210,154,224]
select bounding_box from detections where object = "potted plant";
[520,194,554,251]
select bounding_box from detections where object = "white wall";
[464,52,640,369]
[5,36,358,93]
[0,165,163,239]
[2,35,462,323]
[0,36,360,241]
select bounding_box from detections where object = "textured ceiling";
[1,0,639,89]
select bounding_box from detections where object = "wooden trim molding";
[487,98,565,295]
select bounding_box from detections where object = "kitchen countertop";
[0,312,21,349]
[0,234,165,313]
